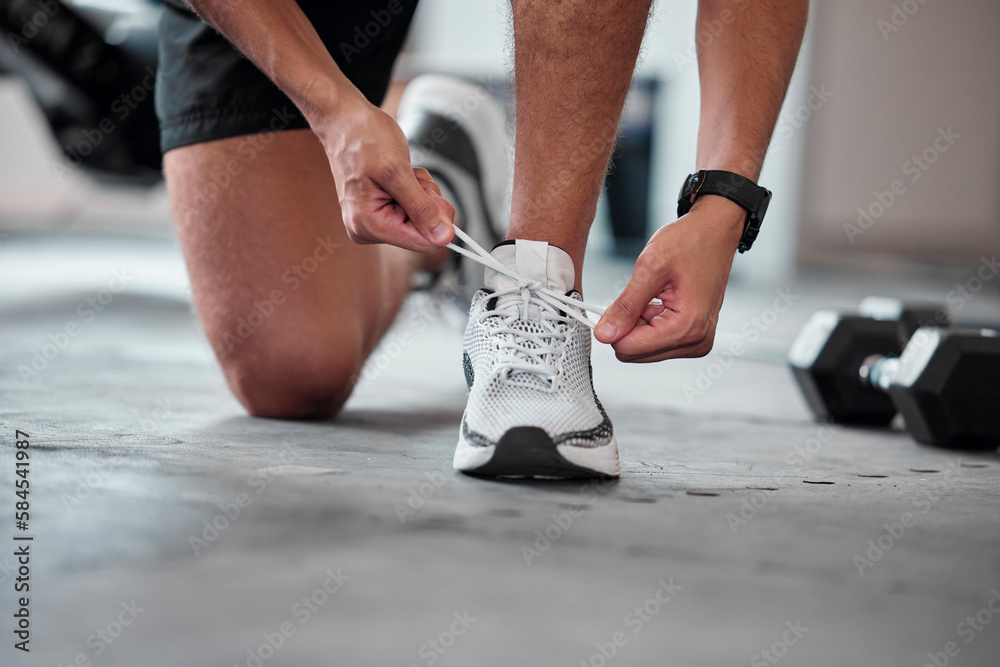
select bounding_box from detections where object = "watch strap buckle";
[688,168,708,203]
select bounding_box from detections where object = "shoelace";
[446,228,607,383]
[446,227,606,328]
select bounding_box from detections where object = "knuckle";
[376,161,403,187]
[613,346,635,363]
[408,200,437,225]
[344,218,374,245]
[685,341,713,359]
[344,226,364,244]
[613,298,639,321]
[680,318,714,349]
[614,289,647,319]
[634,249,663,276]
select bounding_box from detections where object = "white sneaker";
[448,231,620,479]
[398,75,510,308]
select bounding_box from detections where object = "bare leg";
[507,0,653,288]
[165,129,429,418]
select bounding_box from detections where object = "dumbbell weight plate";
[889,328,1000,449]
[789,311,902,425]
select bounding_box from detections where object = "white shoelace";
[446,228,606,383]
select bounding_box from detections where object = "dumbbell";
[788,300,1000,449]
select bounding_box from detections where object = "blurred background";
[2,4,999,665]
[2,0,998,286]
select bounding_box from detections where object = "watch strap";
[677,169,772,253]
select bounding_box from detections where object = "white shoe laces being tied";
[446,227,606,384]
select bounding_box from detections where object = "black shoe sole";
[461,427,615,479]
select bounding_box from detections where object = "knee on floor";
[221,334,365,420]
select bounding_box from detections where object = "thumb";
[594,264,663,344]
[384,167,454,246]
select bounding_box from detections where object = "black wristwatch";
[677,169,772,253]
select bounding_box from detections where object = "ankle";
[502,231,586,290]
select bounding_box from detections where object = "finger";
[413,168,442,196]
[611,310,715,362]
[427,189,456,222]
[639,302,666,324]
[379,165,454,246]
[615,340,711,364]
[593,258,665,344]
[413,169,457,223]
[346,212,441,253]
[342,191,440,253]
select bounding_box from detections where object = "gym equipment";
[856,295,952,346]
[789,301,1000,449]
[789,299,950,425]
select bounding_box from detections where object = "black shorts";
[155,0,418,153]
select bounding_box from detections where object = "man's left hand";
[594,196,746,362]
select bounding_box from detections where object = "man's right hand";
[315,96,456,253]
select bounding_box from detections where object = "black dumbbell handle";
[858,354,901,392]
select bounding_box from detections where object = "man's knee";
[222,334,363,419]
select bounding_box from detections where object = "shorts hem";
[159,104,310,153]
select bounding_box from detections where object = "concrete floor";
[2,231,999,667]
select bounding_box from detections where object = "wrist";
[293,74,367,138]
[688,194,745,249]
[694,151,763,183]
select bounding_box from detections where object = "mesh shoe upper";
[461,240,613,448]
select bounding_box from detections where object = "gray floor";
[2,232,999,667]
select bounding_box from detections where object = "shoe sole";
[454,427,620,479]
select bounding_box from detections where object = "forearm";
[694,0,808,181]
[184,0,365,124]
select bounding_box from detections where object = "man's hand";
[593,196,745,362]
[180,0,455,253]
[315,96,455,253]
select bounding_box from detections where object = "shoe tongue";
[485,240,575,295]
